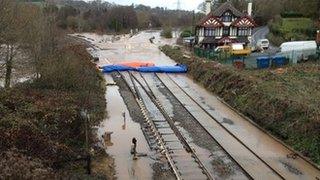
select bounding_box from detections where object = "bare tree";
[0,0,21,88]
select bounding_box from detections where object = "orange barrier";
[119,61,155,68]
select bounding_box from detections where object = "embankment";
[160,45,320,166]
[0,44,114,178]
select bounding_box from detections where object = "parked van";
[278,41,317,63]
[256,39,270,50]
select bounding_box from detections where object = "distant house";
[195,1,256,49]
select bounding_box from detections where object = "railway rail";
[154,73,320,180]
[118,71,215,180]
[116,71,320,180]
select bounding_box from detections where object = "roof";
[197,15,224,28]
[200,37,249,45]
[211,2,245,17]
[197,2,252,28]
[231,16,257,27]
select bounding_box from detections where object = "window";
[222,12,232,22]
[223,27,229,36]
[204,28,215,37]
[238,27,248,36]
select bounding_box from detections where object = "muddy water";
[76,31,177,67]
[76,31,320,179]
[168,74,320,179]
[97,74,154,180]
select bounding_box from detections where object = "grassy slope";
[0,45,108,178]
[161,45,320,165]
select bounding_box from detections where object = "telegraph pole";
[176,0,181,10]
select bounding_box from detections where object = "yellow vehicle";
[230,43,251,56]
[215,44,251,56]
[214,45,231,53]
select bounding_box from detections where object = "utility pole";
[176,0,181,10]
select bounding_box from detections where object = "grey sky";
[92,0,204,11]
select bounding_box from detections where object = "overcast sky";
[92,0,204,11]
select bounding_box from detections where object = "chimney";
[248,2,253,16]
[205,0,211,15]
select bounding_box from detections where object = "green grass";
[280,18,313,32]
[268,17,316,45]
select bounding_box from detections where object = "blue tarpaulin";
[102,64,187,73]
[102,65,135,73]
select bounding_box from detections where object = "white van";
[279,41,317,63]
[256,39,270,50]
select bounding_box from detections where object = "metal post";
[81,109,91,175]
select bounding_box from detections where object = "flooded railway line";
[119,71,214,180]
[156,73,320,180]
[112,71,320,180]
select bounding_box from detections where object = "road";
[252,26,280,55]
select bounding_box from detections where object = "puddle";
[280,160,303,175]
[98,74,154,180]
[222,118,234,125]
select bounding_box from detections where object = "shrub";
[161,27,173,38]
[180,28,193,38]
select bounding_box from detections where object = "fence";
[193,47,230,61]
[193,47,319,70]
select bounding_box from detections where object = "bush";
[281,11,304,18]
[161,27,173,38]
[0,44,106,176]
[180,28,193,38]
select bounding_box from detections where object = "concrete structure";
[195,1,256,49]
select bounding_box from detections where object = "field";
[161,45,320,165]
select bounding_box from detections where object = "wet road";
[252,26,279,55]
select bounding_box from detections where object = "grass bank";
[0,44,112,178]
[160,45,320,165]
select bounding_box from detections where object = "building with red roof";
[195,1,256,49]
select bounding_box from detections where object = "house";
[195,1,256,49]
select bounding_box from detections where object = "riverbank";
[0,44,114,178]
[160,45,320,166]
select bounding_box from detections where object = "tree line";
[36,0,203,33]
[213,0,319,24]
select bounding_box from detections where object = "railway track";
[153,73,320,180]
[117,71,320,179]
[118,71,215,180]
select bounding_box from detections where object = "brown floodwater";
[78,30,320,179]
[167,73,320,179]
[97,74,154,179]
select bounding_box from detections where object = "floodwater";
[77,30,320,179]
[97,74,154,180]
[166,73,320,179]
[76,31,178,67]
